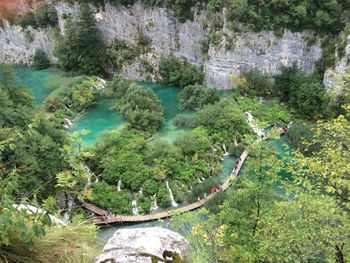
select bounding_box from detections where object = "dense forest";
[1,0,350,262]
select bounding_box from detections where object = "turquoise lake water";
[16,67,66,105]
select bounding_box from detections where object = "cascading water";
[62,197,74,224]
[132,199,139,215]
[222,143,229,156]
[117,180,121,192]
[166,181,178,207]
[245,112,265,138]
[150,195,159,211]
[63,118,73,129]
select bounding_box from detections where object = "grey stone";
[95,227,189,263]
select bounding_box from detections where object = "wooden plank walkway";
[85,127,287,225]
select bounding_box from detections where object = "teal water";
[16,67,66,105]
[69,82,194,145]
[142,83,194,143]
[69,99,127,146]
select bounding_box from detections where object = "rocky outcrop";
[0,1,323,89]
[95,227,189,263]
[324,35,350,92]
[0,20,56,64]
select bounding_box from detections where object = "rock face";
[324,34,350,92]
[0,1,323,89]
[95,227,189,263]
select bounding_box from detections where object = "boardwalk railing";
[84,128,287,225]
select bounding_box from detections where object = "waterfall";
[150,195,159,211]
[138,188,143,195]
[245,112,265,138]
[132,199,139,215]
[222,143,229,156]
[84,165,92,187]
[166,181,178,207]
[117,180,121,192]
[63,118,73,129]
[234,138,238,146]
[62,197,74,224]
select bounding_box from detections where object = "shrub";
[115,83,165,131]
[157,184,172,208]
[143,179,159,196]
[90,182,132,214]
[172,114,198,128]
[187,177,220,203]
[240,69,272,97]
[158,56,204,87]
[34,4,58,28]
[178,84,220,110]
[285,122,315,151]
[138,196,151,214]
[33,49,50,70]
[136,32,152,47]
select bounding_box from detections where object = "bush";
[33,49,50,70]
[115,83,165,131]
[285,122,315,151]
[157,184,172,208]
[240,69,272,97]
[90,182,132,214]
[136,32,152,47]
[178,85,220,110]
[143,179,159,196]
[138,196,151,214]
[187,177,220,203]
[158,56,204,87]
[34,4,58,28]
[172,114,198,128]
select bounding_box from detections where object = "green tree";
[34,4,58,28]
[33,49,50,70]
[177,85,220,110]
[158,56,204,87]
[115,83,165,131]
[54,3,106,75]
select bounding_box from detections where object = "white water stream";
[132,199,139,215]
[245,112,265,138]
[166,181,178,207]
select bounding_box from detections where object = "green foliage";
[187,177,220,203]
[172,114,198,128]
[158,56,204,87]
[34,4,58,28]
[284,122,315,151]
[197,99,251,143]
[234,97,292,128]
[156,184,172,208]
[33,49,50,70]
[239,69,273,97]
[136,31,152,47]
[177,85,220,110]
[54,3,106,75]
[0,63,34,128]
[115,82,165,131]
[274,66,327,120]
[226,0,348,35]
[90,182,132,214]
[44,76,100,114]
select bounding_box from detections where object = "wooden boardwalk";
[85,148,249,225]
[84,127,287,225]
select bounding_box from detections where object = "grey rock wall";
[0,1,323,89]
[324,35,350,92]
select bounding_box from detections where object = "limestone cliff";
[0,1,323,89]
